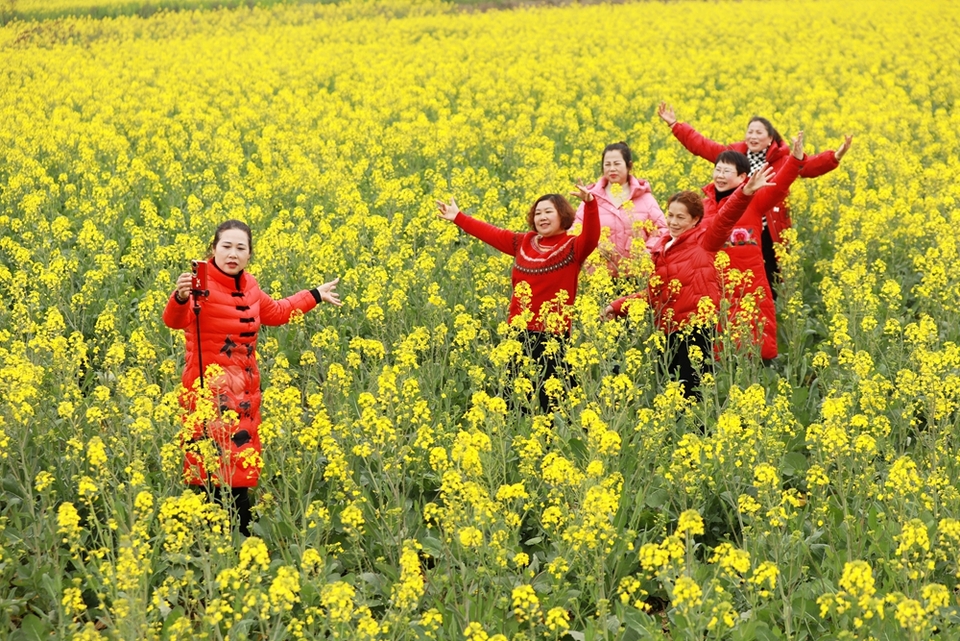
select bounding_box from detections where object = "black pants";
[662,328,713,400]
[761,226,780,301]
[520,330,571,413]
[195,485,253,536]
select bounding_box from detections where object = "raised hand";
[657,102,677,126]
[316,277,342,306]
[570,180,594,202]
[834,134,853,162]
[791,130,805,159]
[435,198,460,222]
[743,163,777,196]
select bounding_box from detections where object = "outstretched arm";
[436,197,520,256]
[260,288,320,326]
[799,134,852,178]
[659,101,730,163]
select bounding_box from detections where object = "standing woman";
[603,165,779,399]
[163,219,342,536]
[574,142,667,276]
[436,184,599,412]
[657,102,852,290]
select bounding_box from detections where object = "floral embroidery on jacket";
[725,227,758,247]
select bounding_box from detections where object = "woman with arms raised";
[658,102,851,291]
[436,184,599,412]
[603,155,787,399]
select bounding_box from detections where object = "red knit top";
[454,198,600,333]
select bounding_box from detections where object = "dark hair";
[526,194,577,232]
[667,191,705,225]
[747,116,784,147]
[716,150,750,177]
[601,142,633,174]
[207,219,253,258]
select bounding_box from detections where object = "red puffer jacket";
[163,261,317,488]
[671,122,837,242]
[609,186,754,332]
[701,154,804,359]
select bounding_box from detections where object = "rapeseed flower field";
[2,0,960,638]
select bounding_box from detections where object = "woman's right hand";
[743,164,777,196]
[657,102,677,126]
[602,304,617,321]
[175,272,193,302]
[435,198,460,222]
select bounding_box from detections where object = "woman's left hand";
[570,181,594,202]
[834,134,853,162]
[316,277,342,306]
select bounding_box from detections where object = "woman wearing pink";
[574,142,666,276]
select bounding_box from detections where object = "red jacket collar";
[209,259,245,290]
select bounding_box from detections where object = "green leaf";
[645,488,669,509]
[11,614,52,641]
[161,606,185,641]
[781,452,808,477]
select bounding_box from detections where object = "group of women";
[164,107,851,534]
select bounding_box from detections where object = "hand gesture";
[791,130,805,160]
[743,164,776,196]
[435,198,460,222]
[601,304,617,321]
[657,102,677,126]
[570,180,594,202]
[834,134,853,162]
[316,277,342,306]
[174,272,193,301]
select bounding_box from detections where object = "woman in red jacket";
[163,219,341,535]
[603,163,779,399]
[436,184,600,412]
[657,102,852,292]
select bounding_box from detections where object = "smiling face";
[533,200,563,237]
[213,228,251,275]
[745,120,774,153]
[602,149,631,185]
[712,161,747,192]
[666,201,699,239]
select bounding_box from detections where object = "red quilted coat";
[163,261,317,488]
[609,186,754,332]
[701,154,804,359]
[671,122,838,242]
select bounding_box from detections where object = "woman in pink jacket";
[163,219,342,535]
[657,103,852,292]
[574,142,666,276]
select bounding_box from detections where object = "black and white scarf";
[747,149,767,176]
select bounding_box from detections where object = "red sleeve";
[162,292,192,329]
[751,154,805,213]
[574,198,600,263]
[573,200,586,226]
[701,187,754,252]
[259,289,319,327]
[672,123,731,163]
[799,149,839,178]
[454,212,521,256]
